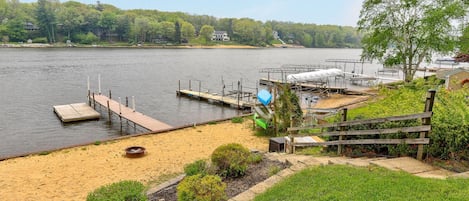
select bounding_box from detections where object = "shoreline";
[0,120,269,201]
[0,114,251,161]
[1,43,261,49]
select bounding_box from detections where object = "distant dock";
[176,79,257,110]
[91,93,173,132]
[177,89,254,109]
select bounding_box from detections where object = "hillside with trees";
[0,0,362,47]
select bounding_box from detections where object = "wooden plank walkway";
[177,89,254,109]
[92,94,173,132]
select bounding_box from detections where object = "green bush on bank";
[329,77,469,160]
[86,180,147,201]
[184,159,210,176]
[177,174,227,201]
[211,143,251,178]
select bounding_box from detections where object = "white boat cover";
[287,68,343,82]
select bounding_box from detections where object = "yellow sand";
[0,121,268,201]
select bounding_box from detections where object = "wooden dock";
[91,94,173,132]
[177,89,254,109]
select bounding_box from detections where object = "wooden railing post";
[417,89,436,160]
[338,108,347,155]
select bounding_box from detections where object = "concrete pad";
[370,157,436,174]
[415,169,453,179]
[229,190,256,201]
[53,103,100,123]
[294,136,316,143]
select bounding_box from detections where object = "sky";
[21,0,364,26]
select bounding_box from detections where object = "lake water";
[0,48,393,158]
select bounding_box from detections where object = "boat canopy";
[287,68,343,82]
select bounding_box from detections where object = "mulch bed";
[148,155,289,201]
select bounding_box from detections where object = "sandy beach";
[0,92,369,201]
[0,120,267,201]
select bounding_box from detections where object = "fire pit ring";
[125,146,146,158]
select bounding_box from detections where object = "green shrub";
[75,32,99,44]
[211,143,250,178]
[247,153,263,164]
[86,180,147,201]
[231,117,244,123]
[177,174,227,201]
[32,37,48,43]
[184,159,208,176]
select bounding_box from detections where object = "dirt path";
[0,121,268,201]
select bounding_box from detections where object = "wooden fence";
[287,89,436,160]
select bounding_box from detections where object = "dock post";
[199,81,201,98]
[189,80,192,91]
[109,90,112,99]
[88,90,91,106]
[237,81,240,109]
[92,92,96,109]
[87,76,90,91]
[132,96,135,112]
[118,97,122,132]
[126,97,128,107]
[178,80,181,95]
[98,74,101,95]
[107,100,111,123]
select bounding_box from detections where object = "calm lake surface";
[0,48,390,158]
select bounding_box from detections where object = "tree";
[36,0,59,43]
[133,16,149,43]
[6,18,27,42]
[199,25,214,44]
[274,84,302,132]
[180,21,195,42]
[232,18,265,46]
[99,11,117,42]
[57,6,84,40]
[358,0,468,82]
[174,21,181,43]
[160,21,175,42]
[460,25,469,53]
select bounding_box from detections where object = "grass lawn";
[255,165,469,201]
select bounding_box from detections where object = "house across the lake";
[212,31,230,41]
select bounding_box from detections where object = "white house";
[212,31,230,41]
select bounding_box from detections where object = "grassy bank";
[255,165,469,201]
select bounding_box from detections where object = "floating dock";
[177,89,254,109]
[91,94,173,132]
[53,103,100,123]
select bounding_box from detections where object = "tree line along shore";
[0,1,361,48]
